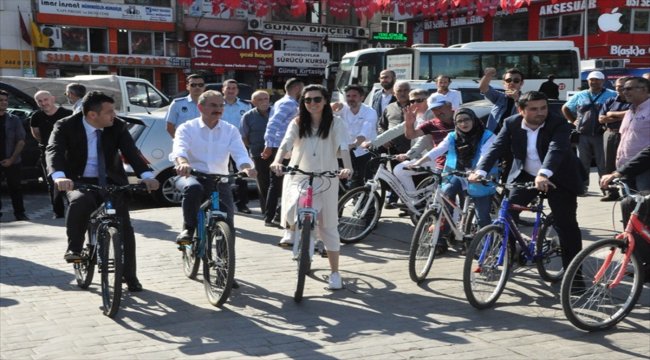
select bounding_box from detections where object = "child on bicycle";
[407,108,498,254]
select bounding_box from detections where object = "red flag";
[19,10,31,46]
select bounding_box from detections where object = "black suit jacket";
[45,112,151,185]
[619,145,650,178]
[476,113,584,194]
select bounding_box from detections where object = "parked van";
[0,75,170,115]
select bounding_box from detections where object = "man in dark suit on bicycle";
[46,91,159,292]
[469,91,584,269]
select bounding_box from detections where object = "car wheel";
[155,168,182,206]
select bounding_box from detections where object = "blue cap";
[428,99,449,110]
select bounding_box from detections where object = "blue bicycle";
[179,170,240,307]
[462,182,562,309]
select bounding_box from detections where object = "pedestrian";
[479,67,525,133]
[561,71,617,195]
[269,84,353,290]
[65,83,86,114]
[598,76,631,201]
[614,76,650,192]
[241,90,272,214]
[262,78,304,228]
[427,74,462,110]
[0,90,29,221]
[538,74,559,100]
[332,84,378,189]
[47,91,159,291]
[371,69,397,120]
[166,74,204,138]
[30,90,72,218]
[221,79,253,214]
[469,91,584,269]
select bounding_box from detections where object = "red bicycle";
[560,179,650,331]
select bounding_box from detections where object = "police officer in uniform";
[166,74,205,138]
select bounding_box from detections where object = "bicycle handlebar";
[282,166,339,178]
[74,182,148,193]
[190,169,245,182]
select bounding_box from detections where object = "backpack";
[576,91,605,136]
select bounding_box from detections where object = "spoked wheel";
[560,238,644,332]
[409,176,439,225]
[182,236,201,279]
[338,186,382,244]
[536,214,564,283]
[408,208,443,283]
[463,225,510,310]
[74,230,96,289]
[203,221,235,307]
[294,220,312,303]
[99,226,123,317]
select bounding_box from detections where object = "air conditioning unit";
[248,17,263,30]
[40,25,62,48]
[594,59,626,69]
[355,28,369,38]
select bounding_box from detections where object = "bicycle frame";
[427,184,475,243]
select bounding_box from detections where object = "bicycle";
[337,152,439,243]
[178,170,240,307]
[409,171,497,283]
[282,166,338,303]
[462,182,561,309]
[560,179,650,331]
[72,182,147,318]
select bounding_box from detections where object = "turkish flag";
[19,11,31,46]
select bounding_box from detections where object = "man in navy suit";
[469,91,583,269]
[46,91,159,291]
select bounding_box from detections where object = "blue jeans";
[176,176,235,231]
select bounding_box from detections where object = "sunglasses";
[409,98,426,104]
[304,96,324,104]
[189,83,205,88]
[504,78,521,84]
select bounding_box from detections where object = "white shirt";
[381,91,393,114]
[170,117,253,174]
[335,103,378,145]
[521,121,553,178]
[427,90,462,110]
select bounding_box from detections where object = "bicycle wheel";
[338,186,382,244]
[463,225,511,309]
[294,221,312,303]
[461,202,477,236]
[560,238,644,332]
[410,175,439,226]
[203,220,235,307]
[408,208,442,283]
[74,229,96,289]
[536,214,564,283]
[99,225,123,317]
[181,236,201,279]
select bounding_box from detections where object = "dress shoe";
[383,202,396,210]
[64,250,82,262]
[600,192,619,202]
[52,213,65,219]
[232,279,240,289]
[237,205,252,214]
[264,221,281,228]
[124,277,143,292]
[176,229,194,246]
[14,213,29,221]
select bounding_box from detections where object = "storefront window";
[493,13,528,40]
[541,13,585,38]
[632,10,650,33]
[62,27,88,52]
[131,32,153,55]
[448,26,481,45]
[118,31,171,56]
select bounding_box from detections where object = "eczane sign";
[190,32,273,71]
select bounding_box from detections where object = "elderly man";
[65,83,87,114]
[30,90,73,218]
[241,90,272,214]
[166,74,205,138]
[333,84,378,189]
[562,71,617,195]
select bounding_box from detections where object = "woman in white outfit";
[270,85,353,290]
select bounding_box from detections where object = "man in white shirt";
[333,84,378,188]
[427,75,462,110]
[170,90,257,246]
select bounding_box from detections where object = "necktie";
[96,130,107,186]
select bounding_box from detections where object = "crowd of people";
[1,69,648,294]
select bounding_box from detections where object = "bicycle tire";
[536,214,564,283]
[99,225,123,317]
[338,186,382,244]
[409,176,439,225]
[408,208,442,283]
[560,238,644,332]
[181,237,201,279]
[74,229,96,289]
[461,202,477,237]
[463,224,511,310]
[294,221,312,303]
[203,220,235,307]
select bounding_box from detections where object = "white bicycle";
[337,153,439,243]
